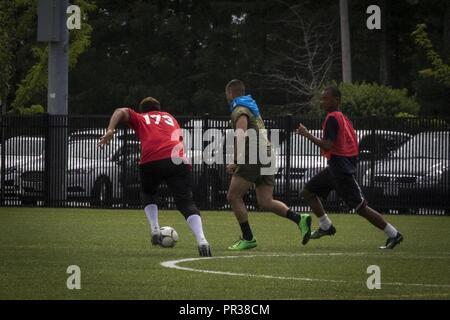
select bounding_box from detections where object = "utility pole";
[340,0,352,83]
[37,0,68,206]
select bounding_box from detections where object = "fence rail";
[1,114,449,215]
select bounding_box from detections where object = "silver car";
[361,131,449,212]
[20,138,140,206]
[274,130,327,200]
[0,135,44,198]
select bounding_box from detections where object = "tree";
[52,0,448,116]
[0,0,18,114]
[255,3,338,114]
[70,0,210,114]
[412,24,450,87]
[1,0,95,114]
[310,82,421,117]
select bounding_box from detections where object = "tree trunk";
[340,0,352,83]
[379,0,390,85]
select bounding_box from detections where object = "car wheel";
[91,178,112,208]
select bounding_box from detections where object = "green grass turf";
[0,207,449,300]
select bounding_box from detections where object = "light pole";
[340,0,352,83]
[37,0,69,206]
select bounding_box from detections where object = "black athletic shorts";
[139,158,194,206]
[304,167,367,210]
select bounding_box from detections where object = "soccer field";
[0,207,449,300]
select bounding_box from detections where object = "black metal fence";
[1,114,449,215]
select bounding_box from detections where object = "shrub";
[310,82,421,117]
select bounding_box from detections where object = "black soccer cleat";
[310,225,337,240]
[151,233,162,246]
[380,232,403,249]
[198,243,212,257]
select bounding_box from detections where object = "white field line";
[160,253,450,289]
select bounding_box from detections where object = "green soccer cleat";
[227,238,257,251]
[299,214,312,245]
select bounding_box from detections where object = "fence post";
[369,115,376,201]
[121,126,128,208]
[0,115,5,205]
[202,113,210,210]
[285,114,293,205]
[44,114,50,206]
[45,115,68,207]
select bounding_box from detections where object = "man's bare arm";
[107,108,130,131]
[98,108,130,146]
[227,114,249,173]
[297,123,333,151]
[235,114,249,162]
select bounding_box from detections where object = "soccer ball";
[160,226,179,248]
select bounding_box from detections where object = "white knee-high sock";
[144,204,160,234]
[186,214,207,244]
[384,223,398,238]
[319,214,332,230]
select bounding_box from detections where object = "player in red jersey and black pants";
[297,86,403,249]
[98,97,211,256]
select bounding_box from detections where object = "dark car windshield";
[391,132,449,159]
[359,133,411,159]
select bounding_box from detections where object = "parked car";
[20,138,140,207]
[361,131,449,212]
[356,130,413,184]
[0,135,44,198]
[274,130,326,201]
[70,128,137,139]
[181,119,231,208]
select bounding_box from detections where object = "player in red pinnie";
[98,97,212,256]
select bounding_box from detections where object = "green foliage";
[395,112,415,118]
[70,0,301,115]
[412,24,450,87]
[68,0,95,68]
[310,83,421,117]
[4,0,449,116]
[191,89,224,114]
[13,104,45,115]
[8,0,96,112]
[11,47,48,111]
[0,0,17,110]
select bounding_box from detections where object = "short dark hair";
[324,86,341,100]
[225,79,246,96]
[139,97,161,112]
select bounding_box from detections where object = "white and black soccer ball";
[160,226,179,248]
